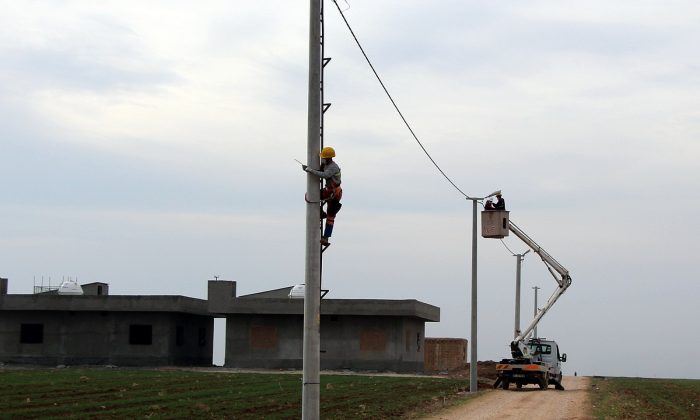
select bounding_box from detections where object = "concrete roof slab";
[0,295,210,316]
[209,298,440,322]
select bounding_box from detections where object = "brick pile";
[424,338,467,372]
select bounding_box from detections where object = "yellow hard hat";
[320,147,336,159]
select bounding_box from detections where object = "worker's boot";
[320,237,330,246]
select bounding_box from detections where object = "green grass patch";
[591,377,699,419]
[0,369,472,419]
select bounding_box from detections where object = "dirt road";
[425,376,593,420]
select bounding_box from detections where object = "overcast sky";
[1,1,698,379]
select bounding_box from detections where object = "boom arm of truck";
[508,220,572,358]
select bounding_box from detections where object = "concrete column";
[514,255,522,339]
[302,0,322,416]
[533,286,540,339]
[208,281,236,313]
[469,199,478,393]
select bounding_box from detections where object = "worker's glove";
[302,164,308,171]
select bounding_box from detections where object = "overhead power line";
[332,1,521,259]
[330,0,470,199]
[499,238,517,256]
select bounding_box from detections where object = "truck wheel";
[502,380,510,390]
[554,375,565,391]
[538,375,549,389]
[516,383,522,389]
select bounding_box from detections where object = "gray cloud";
[1,48,178,92]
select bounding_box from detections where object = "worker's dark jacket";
[495,198,505,210]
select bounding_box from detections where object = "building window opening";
[97,285,103,295]
[416,332,422,352]
[20,324,44,344]
[129,325,152,345]
[176,326,184,346]
[198,327,207,347]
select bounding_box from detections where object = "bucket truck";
[489,218,572,390]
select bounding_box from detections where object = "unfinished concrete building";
[1,277,443,372]
[0,279,213,366]
[208,281,440,372]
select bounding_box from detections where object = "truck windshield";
[528,344,551,355]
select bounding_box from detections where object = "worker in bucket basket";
[301,146,342,246]
[494,193,506,210]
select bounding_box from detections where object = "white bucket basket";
[481,210,510,239]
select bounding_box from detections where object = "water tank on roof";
[481,210,510,239]
[57,280,84,295]
[289,284,305,299]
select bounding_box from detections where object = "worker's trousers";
[321,184,342,238]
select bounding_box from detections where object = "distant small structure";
[81,282,108,296]
[424,338,468,372]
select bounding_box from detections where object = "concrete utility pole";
[532,286,540,339]
[466,190,499,394]
[302,0,322,418]
[470,198,478,394]
[513,250,530,339]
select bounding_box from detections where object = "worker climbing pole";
[302,147,342,248]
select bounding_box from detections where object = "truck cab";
[495,338,567,390]
[528,338,566,385]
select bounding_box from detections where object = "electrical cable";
[498,236,530,257]
[332,1,538,265]
[499,239,517,256]
[330,0,471,199]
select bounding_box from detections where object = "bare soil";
[442,361,499,381]
[424,376,593,420]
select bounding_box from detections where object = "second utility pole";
[532,286,540,339]
[513,250,530,339]
[302,0,322,418]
